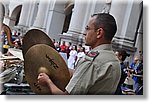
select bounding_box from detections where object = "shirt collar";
[91,44,112,52]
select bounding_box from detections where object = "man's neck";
[91,41,111,49]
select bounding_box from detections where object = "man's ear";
[97,28,104,39]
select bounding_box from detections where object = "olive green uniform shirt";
[66,44,121,95]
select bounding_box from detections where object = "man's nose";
[83,33,86,36]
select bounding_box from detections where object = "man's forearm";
[47,80,69,95]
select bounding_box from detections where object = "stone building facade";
[0,0,143,61]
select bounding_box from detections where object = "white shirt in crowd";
[68,50,77,69]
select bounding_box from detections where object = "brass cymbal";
[22,29,55,58]
[24,44,70,94]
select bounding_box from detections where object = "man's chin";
[85,43,90,46]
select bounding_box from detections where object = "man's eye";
[85,27,89,30]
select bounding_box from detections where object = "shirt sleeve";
[66,55,97,95]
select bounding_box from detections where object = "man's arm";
[46,79,69,95]
[37,73,69,95]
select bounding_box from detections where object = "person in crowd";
[115,49,130,95]
[13,38,22,49]
[59,41,68,64]
[37,13,121,95]
[53,39,55,44]
[60,41,67,53]
[77,44,82,53]
[75,47,85,66]
[54,42,61,52]
[66,42,72,59]
[135,52,143,95]
[129,56,139,89]
[67,45,77,69]
[11,30,18,43]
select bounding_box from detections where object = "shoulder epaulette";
[87,51,99,58]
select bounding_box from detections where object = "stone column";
[26,0,38,28]
[0,3,4,47]
[0,2,4,93]
[17,1,31,35]
[46,0,66,41]
[32,0,50,31]
[67,1,87,35]
[110,0,142,54]
[65,0,94,44]
[135,16,143,56]
[3,3,10,25]
[0,3,4,30]
[18,3,29,26]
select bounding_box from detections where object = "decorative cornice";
[112,41,137,54]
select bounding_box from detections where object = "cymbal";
[24,44,70,94]
[22,29,55,58]
[8,48,24,61]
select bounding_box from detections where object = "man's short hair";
[91,13,117,41]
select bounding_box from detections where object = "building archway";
[62,1,74,33]
[9,5,22,27]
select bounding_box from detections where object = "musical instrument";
[8,48,24,61]
[22,29,55,58]
[24,44,70,94]
[0,55,19,60]
[2,23,15,47]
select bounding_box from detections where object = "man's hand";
[37,73,69,95]
[37,73,52,87]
